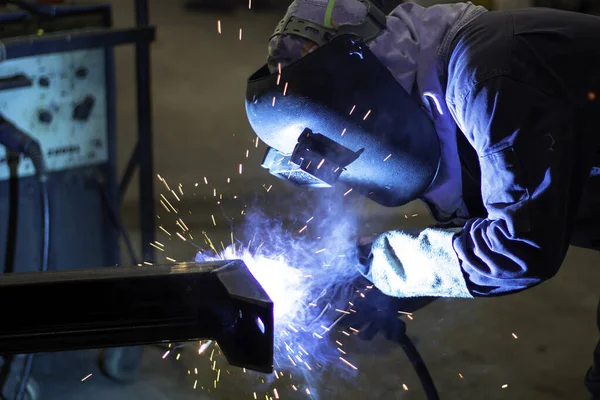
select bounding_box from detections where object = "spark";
[306,389,311,395]
[159,226,171,236]
[459,373,464,379]
[502,384,508,389]
[398,311,413,316]
[214,188,217,197]
[283,82,289,96]
[157,174,163,181]
[162,350,170,359]
[277,74,281,85]
[81,374,92,382]
[299,226,307,233]
[176,232,186,242]
[335,341,343,346]
[239,28,243,41]
[176,353,180,360]
[589,92,596,101]
[339,357,358,370]
[166,257,176,262]
[254,393,257,400]
[194,380,197,389]
[304,362,312,371]
[337,347,346,355]
[149,243,164,251]
[384,153,392,162]
[155,241,164,247]
[341,128,347,136]
[273,388,279,399]
[178,184,184,195]
[315,248,326,254]
[349,327,359,334]
[278,63,282,75]
[239,164,243,175]
[227,178,230,183]
[341,330,350,336]
[255,136,260,148]
[246,149,249,158]
[288,324,299,333]
[249,0,252,8]
[272,97,276,107]
[291,385,297,391]
[161,178,170,191]
[344,188,353,196]
[195,183,198,187]
[363,110,372,120]
[204,177,208,184]
[199,340,212,354]
[335,309,350,315]
[312,332,323,339]
[407,315,414,320]
[210,214,217,227]
[349,105,356,115]
[194,368,198,374]
[306,216,314,223]
[214,380,216,389]
[143,261,153,266]
[412,213,419,217]
[217,369,221,382]
[403,384,408,391]
[512,333,518,339]
[317,159,325,169]
[217,20,221,34]
[212,360,216,370]
[159,200,170,212]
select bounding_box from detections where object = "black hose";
[397,334,440,400]
[14,145,49,400]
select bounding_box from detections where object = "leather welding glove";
[356,228,474,299]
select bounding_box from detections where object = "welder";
[245,0,600,397]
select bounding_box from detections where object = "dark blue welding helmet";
[245,2,440,207]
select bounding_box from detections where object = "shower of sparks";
[162,350,170,359]
[344,188,353,196]
[239,164,243,175]
[81,374,92,382]
[159,226,171,236]
[341,128,347,136]
[283,82,289,96]
[349,105,356,115]
[402,384,409,391]
[384,153,392,162]
[502,384,508,389]
[512,333,518,339]
[339,357,358,370]
[211,214,217,226]
[239,28,243,40]
[217,20,222,34]
[459,373,464,379]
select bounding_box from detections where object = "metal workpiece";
[0,261,274,373]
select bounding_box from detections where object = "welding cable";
[0,118,49,400]
[396,334,440,400]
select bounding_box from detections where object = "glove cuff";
[370,228,473,298]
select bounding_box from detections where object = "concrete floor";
[31,0,600,399]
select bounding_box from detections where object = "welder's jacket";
[367,5,600,298]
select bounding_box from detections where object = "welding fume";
[245,0,600,397]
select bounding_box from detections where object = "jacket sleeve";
[451,75,582,296]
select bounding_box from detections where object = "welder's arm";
[366,76,575,298]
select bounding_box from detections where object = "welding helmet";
[245,0,440,207]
